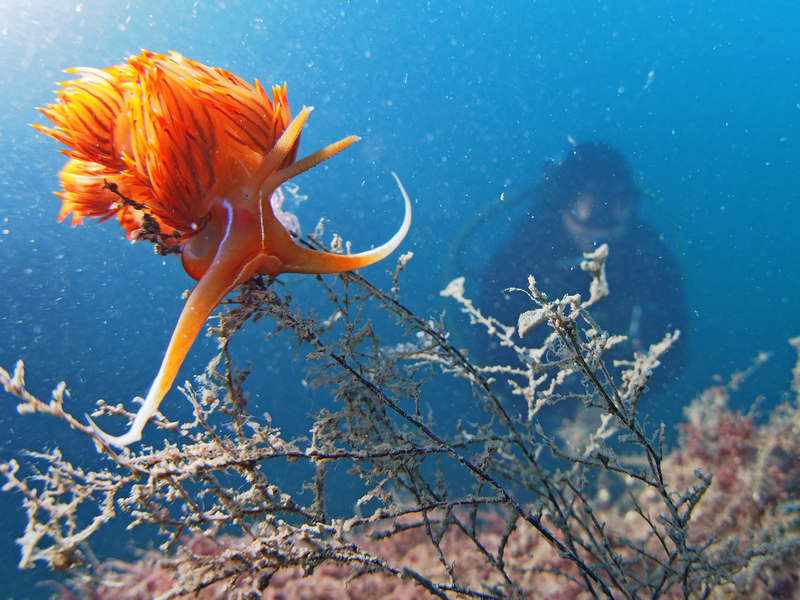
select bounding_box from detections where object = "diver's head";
[545,142,639,253]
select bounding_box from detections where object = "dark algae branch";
[3,247,800,599]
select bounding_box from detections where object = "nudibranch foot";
[89,173,412,448]
[87,388,163,448]
[270,172,413,275]
[86,411,145,449]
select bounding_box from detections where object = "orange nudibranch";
[34,50,411,447]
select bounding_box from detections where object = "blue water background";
[1,1,798,596]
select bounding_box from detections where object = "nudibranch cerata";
[33,50,411,447]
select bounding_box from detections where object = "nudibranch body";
[34,50,411,447]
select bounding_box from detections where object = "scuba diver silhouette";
[475,142,687,405]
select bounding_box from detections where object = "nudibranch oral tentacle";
[34,51,412,447]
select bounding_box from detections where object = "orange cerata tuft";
[34,50,297,242]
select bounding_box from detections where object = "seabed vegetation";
[2,240,800,600]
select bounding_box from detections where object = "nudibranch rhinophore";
[33,50,411,447]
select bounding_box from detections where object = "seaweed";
[2,245,799,599]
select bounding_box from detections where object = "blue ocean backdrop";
[0,1,798,597]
